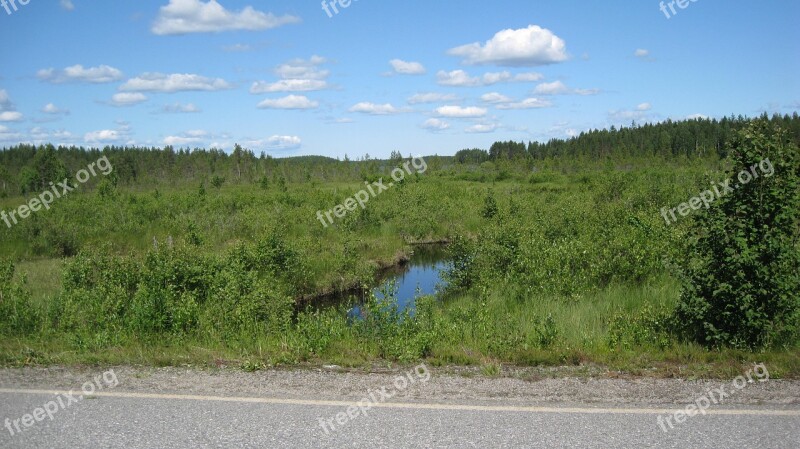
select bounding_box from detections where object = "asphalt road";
[1,388,798,448]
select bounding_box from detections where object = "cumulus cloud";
[251,57,331,93]
[251,79,328,93]
[608,103,657,123]
[164,135,204,146]
[480,92,513,104]
[407,93,461,104]
[160,103,201,113]
[42,103,70,115]
[533,81,570,95]
[421,118,450,131]
[465,123,498,133]
[274,56,329,80]
[434,105,487,118]
[533,81,599,96]
[0,111,23,122]
[448,25,569,66]
[163,130,209,146]
[85,129,122,143]
[110,93,148,106]
[152,0,300,35]
[257,95,319,110]
[437,70,480,87]
[349,102,404,115]
[37,65,123,84]
[60,0,74,11]
[388,59,426,75]
[496,98,552,110]
[0,92,22,122]
[120,73,231,92]
[262,135,301,150]
[437,70,544,87]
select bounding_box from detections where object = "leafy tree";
[482,189,499,219]
[675,120,800,348]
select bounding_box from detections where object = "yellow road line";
[1,388,798,416]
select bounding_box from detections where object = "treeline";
[0,143,422,196]
[457,113,800,162]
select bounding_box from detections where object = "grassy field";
[1,144,798,378]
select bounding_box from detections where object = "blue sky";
[0,0,797,159]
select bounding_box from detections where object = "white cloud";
[274,56,329,80]
[163,129,210,146]
[0,112,23,122]
[421,118,450,131]
[434,105,487,118]
[120,73,231,92]
[514,72,545,82]
[437,70,544,87]
[437,70,480,87]
[42,103,69,115]
[574,88,601,96]
[60,0,74,11]
[325,117,354,124]
[496,98,552,110]
[257,95,319,110]
[465,123,498,133]
[152,0,300,35]
[448,25,569,66]
[407,93,460,104]
[608,103,657,123]
[532,81,600,96]
[389,59,426,75]
[634,49,650,58]
[164,135,204,146]
[110,93,148,106]
[481,92,513,104]
[262,135,301,150]
[251,56,331,94]
[250,79,328,93]
[160,103,201,113]
[533,81,570,95]
[85,129,122,143]
[686,113,708,120]
[37,64,123,84]
[0,91,22,121]
[349,102,403,115]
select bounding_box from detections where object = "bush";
[675,120,800,348]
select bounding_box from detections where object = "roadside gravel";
[2,365,798,409]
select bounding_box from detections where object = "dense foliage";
[675,120,800,348]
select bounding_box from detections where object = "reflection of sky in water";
[348,248,449,319]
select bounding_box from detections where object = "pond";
[318,244,450,316]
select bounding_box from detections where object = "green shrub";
[675,120,800,348]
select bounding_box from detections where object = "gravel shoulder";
[2,364,799,410]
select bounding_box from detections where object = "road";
[1,366,798,448]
